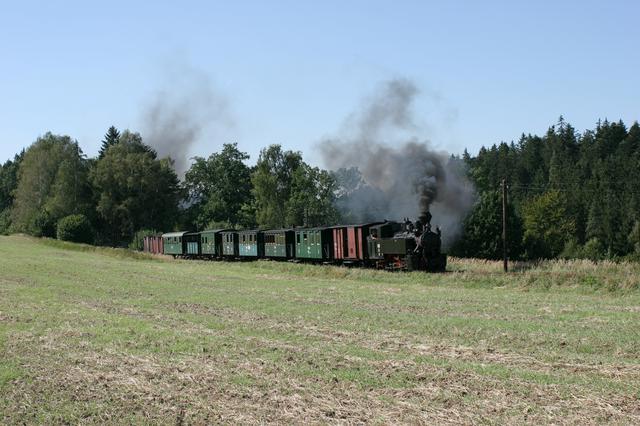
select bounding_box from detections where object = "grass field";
[1,235,639,424]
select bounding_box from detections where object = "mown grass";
[0,235,639,424]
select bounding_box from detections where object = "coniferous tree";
[98,126,121,159]
[459,117,638,260]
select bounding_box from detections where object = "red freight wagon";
[143,235,164,254]
[331,222,384,262]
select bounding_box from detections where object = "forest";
[1,117,639,261]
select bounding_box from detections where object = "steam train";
[144,211,447,272]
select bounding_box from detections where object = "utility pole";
[502,178,508,272]
[74,142,79,213]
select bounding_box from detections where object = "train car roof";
[357,221,386,227]
[369,220,398,226]
[200,228,232,234]
[263,228,295,233]
[328,221,385,229]
[162,231,190,238]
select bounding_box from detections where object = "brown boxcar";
[143,235,164,254]
[331,222,383,262]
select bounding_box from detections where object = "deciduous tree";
[286,164,339,227]
[184,143,252,229]
[11,133,91,236]
[522,190,575,258]
[252,145,303,228]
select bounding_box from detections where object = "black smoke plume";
[142,67,230,177]
[320,78,475,244]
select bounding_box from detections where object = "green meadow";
[0,235,638,424]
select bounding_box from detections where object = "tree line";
[0,127,338,247]
[1,117,639,261]
[451,117,640,261]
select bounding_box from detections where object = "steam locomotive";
[145,211,447,272]
[367,211,447,272]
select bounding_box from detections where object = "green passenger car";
[294,228,333,260]
[238,230,264,257]
[200,229,227,257]
[264,229,295,258]
[162,231,189,256]
[221,231,239,257]
[184,232,201,256]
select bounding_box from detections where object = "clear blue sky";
[1,0,638,165]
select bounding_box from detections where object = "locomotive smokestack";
[419,210,432,226]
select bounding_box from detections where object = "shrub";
[129,229,159,251]
[34,210,57,238]
[582,238,605,261]
[56,214,94,244]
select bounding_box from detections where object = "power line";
[507,183,640,195]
